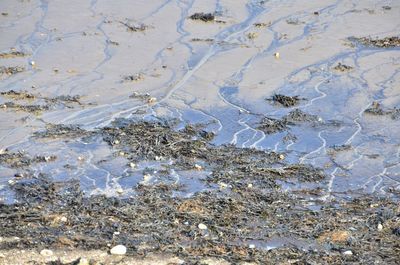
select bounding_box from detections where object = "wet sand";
[0,0,399,264]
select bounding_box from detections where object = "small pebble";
[249,244,255,249]
[194,164,202,170]
[247,183,253,188]
[343,250,353,255]
[116,188,124,194]
[147,97,157,103]
[274,52,280,59]
[129,162,136,168]
[279,154,285,160]
[198,223,208,230]
[60,216,68,223]
[110,245,127,255]
[7,179,15,185]
[40,249,53,257]
[30,61,35,66]
[377,223,383,231]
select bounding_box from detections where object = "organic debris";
[45,95,82,106]
[0,51,27,59]
[270,94,301,107]
[0,66,25,75]
[189,13,215,22]
[0,90,35,100]
[0,101,49,113]
[1,119,399,263]
[283,109,319,123]
[119,21,147,32]
[123,73,144,82]
[0,150,56,168]
[257,117,290,134]
[34,124,92,139]
[364,102,400,120]
[333,63,353,72]
[352,36,400,48]
[0,175,399,264]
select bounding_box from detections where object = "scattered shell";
[198,223,208,230]
[247,183,253,188]
[279,154,285,160]
[110,245,127,255]
[116,188,124,194]
[194,164,202,170]
[377,223,383,231]
[40,249,53,257]
[274,52,280,59]
[7,179,15,185]
[147,97,157,103]
[219,182,228,189]
[249,244,256,249]
[343,250,353,255]
[140,174,152,185]
[129,162,136,168]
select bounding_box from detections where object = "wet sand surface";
[0,0,399,264]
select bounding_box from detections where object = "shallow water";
[0,0,399,202]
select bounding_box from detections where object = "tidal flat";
[0,0,399,264]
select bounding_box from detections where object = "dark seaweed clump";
[34,124,92,139]
[270,94,301,107]
[0,150,56,169]
[353,36,400,48]
[333,63,353,72]
[257,116,291,134]
[1,101,49,113]
[364,102,400,120]
[1,175,399,264]
[119,21,147,32]
[189,13,215,22]
[1,120,399,264]
[283,109,319,123]
[0,90,35,100]
[0,66,25,75]
[0,51,27,59]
